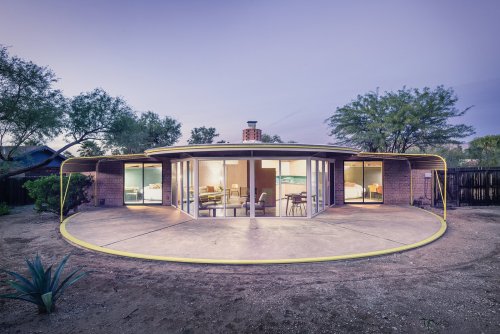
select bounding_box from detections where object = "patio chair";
[243,192,267,215]
[230,184,240,197]
[289,194,306,216]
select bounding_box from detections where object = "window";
[344,161,383,203]
[124,163,162,204]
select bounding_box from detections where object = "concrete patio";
[61,205,445,263]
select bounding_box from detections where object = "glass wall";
[364,161,383,202]
[174,158,328,218]
[124,162,162,204]
[255,160,280,217]
[312,160,318,214]
[198,160,224,217]
[124,163,143,204]
[281,160,307,217]
[171,162,177,207]
[344,161,383,203]
[225,160,249,217]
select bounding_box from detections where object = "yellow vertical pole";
[62,173,73,217]
[410,167,413,205]
[60,163,64,223]
[444,165,447,221]
[94,160,100,206]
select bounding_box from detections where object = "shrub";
[0,254,87,313]
[0,202,10,215]
[23,174,92,216]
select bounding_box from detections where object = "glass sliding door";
[255,160,280,217]
[124,163,143,204]
[318,161,324,211]
[198,160,224,217]
[364,161,383,202]
[344,161,383,203]
[344,161,364,203]
[171,163,177,207]
[312,160,318,214]
[281,160,307,217]
[225,160,249,217]
[144,163,162,203]
[124,162,162,205]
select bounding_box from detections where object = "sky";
[1,0,499,152]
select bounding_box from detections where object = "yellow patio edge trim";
[59,208,447,265]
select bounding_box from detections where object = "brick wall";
[383,159,411,204]
[411,169,433,205]
[97,161,124,206]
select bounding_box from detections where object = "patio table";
[205,203,242,217]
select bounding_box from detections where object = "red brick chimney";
[242,121,262,143]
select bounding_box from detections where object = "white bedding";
[345,183,364,199]
[144,186,162,201]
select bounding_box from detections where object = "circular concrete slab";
[61,205,446,264]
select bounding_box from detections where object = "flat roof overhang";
[144,143,360,159]
[60,154,157,173]
[357,152,447,170]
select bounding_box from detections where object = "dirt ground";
[0,206,499,333]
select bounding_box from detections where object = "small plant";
[0,202,10,215]
[0,254,87,313]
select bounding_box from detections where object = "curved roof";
[145,143,360,157]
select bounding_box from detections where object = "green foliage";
[0,202,10,215]
[188,126,219,144]
[107,111,182,154]
[78,141,105,157]
[0,45,66,161]
[326,86,475,153]
[0,254,86,313]
[23,174,92,215]
[261,133,284,143]
[467,135,500,167]
[0,46,181,178]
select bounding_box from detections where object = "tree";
[467,135,500,167]
[187,126,219,144]
[78,141,105,157]
[261,133,284,143]
[326,86,475,153]
[107,111,181,154]
[0,45,65,163]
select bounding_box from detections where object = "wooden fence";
[435,167,500,206]
[0,177,38,206]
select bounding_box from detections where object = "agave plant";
[0,254,87,313]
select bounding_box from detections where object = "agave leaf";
[0,269,35,291]
[0,293,40,305]
[43,266,52,293]
[50,254,70,292]
[41,292,53,313]
[25,258,43,288]
[54,270,87,301]
[6,280,33,295]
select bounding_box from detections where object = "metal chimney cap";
[247,121,257,128]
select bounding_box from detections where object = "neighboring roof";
[145,143,361,157]
[357,152,446,170]
[1,145,67,168]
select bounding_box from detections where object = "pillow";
[149,183,161,189]
[206,185,215,193]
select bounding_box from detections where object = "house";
[0,146,67,177]
[61,122,447,220]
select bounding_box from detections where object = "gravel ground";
[0,205,499,333]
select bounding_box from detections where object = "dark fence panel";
[435,167,500,206]
[0,177,39,206]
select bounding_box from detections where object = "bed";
[144,183,162,201]
[344,182,364,200]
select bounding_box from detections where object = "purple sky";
[1,0,499,149]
